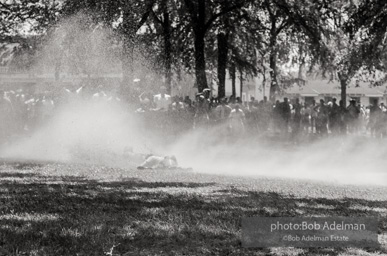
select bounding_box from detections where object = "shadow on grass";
[0,170,385,256]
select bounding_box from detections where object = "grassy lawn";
[0,161,386,256]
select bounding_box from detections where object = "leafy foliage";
[2,0,387,98]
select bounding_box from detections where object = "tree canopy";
[1,0,387,100]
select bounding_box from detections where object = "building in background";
[282,80,387,106]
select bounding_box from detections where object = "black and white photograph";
[0,0,386,255]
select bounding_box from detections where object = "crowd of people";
[0,86,121,143]
[134,87,387,140]
[0,88,53,141]
[1,85,387,145]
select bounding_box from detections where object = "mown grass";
[0,162,386,255]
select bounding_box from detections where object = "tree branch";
[266,0,275,20]
[135,0,156,32]
[204,1,246,32]
[0,1,13,12]
[183,0,198,24]
[275,18,289,35]
[151,10,163,25]
[275,0,323,49]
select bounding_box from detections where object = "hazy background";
[1,95,386,187]
[1,14,386,187]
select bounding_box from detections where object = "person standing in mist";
[369,101,383,137]
[193,93,210,130]
[228,103,245,136]
[153,86,171,111]
[315,99,329,135]
[153,86,172,132]
[346,99,360,134]
[214,98,232,124]
[292,98,302,136]
[308,100,318,134]
[328,98,341,135]
[272,100,282,134]
[279,98,291,134]
[258,96,272,132]
[338,100,348,134]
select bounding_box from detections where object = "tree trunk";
[194,31,208,92]
[269,50,278,102]
[298,57,305,80]
[163,10,172,94]
[340,79,347,106]
[217,32,228,99]
[193,0,208,93]
[230,63,236,97]
[338,72,348,106]
[239,69,243,99]
[268,34,278,102]
[267,7,279,102]
[258,50,267,99]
